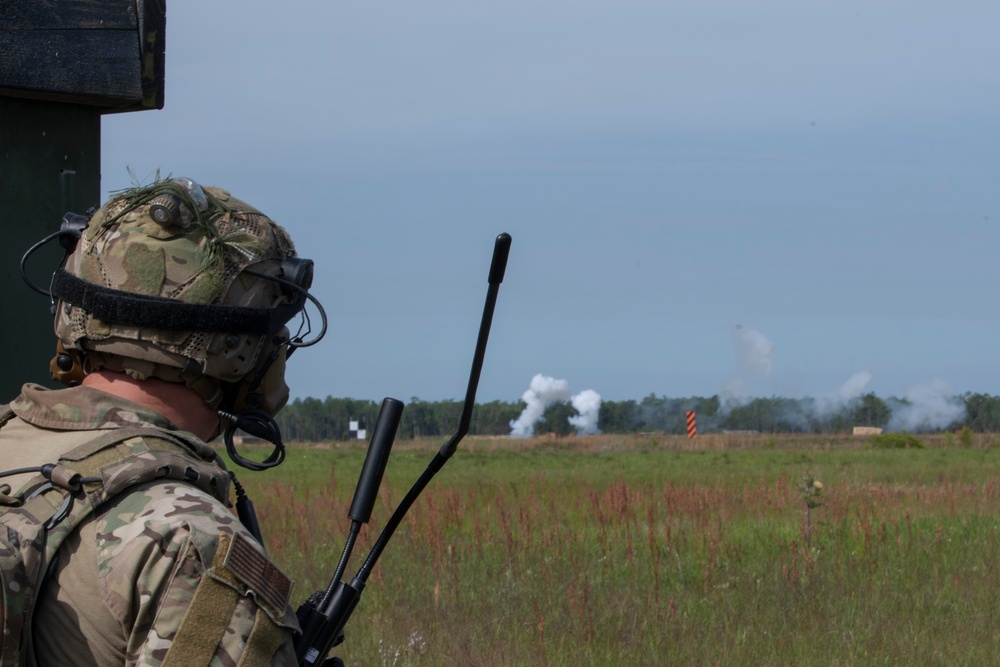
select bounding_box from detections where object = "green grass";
[224,434,1000,665]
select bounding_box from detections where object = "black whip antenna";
[295,233,511,667]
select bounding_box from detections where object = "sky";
[100,0,1000,407]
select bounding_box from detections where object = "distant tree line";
[275,392,1000,441]
[276,396,524,442]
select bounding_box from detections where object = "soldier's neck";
[81,369,219,441]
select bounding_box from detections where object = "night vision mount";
[294,233,512,667]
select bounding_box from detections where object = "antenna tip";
[489,234,512,284]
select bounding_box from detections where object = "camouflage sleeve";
[95,481,300,667]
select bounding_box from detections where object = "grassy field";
[227,432,1000,666]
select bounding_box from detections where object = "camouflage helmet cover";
[53,178,302,413]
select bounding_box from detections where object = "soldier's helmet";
[47,176,321,418]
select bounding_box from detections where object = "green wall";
[0,98,101,401]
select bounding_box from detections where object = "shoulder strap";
[55,426,231,507]
[60,425,218,464]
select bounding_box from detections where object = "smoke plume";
[509,374,602,437]
[733,324,774,377]
[509,374,571,437]
[886,380,964,432]
[716,326,962,433]
[721,325,775,410]
[815,370,873,417]
[569,389,603,435]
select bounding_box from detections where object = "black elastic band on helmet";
[52,269,301,334]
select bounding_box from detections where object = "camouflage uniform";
[2,382,299,667]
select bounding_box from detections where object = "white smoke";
[838,370,873,400]
[716,324,964,433]
[733,324,774,377]
[721,325,775,412]
[509,374,602,437]
[886,379,965,432]
[569,389,603,435]
[815,370,873,417]
[819,373,962,432]
[509,374,571,437]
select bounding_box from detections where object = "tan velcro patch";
[162,535,240,667]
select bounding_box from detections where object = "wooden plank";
[0,30,141,105]
[0,0,136,31]
[0,0,164,111]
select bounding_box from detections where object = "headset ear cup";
[50,340,86,386]
[227,334,291,416]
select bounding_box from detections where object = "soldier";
[2,177,325,666]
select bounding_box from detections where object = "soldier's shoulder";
[97,481,241,563]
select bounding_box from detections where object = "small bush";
[870,432,925,449]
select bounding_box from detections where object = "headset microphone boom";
[294,232,512,667]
